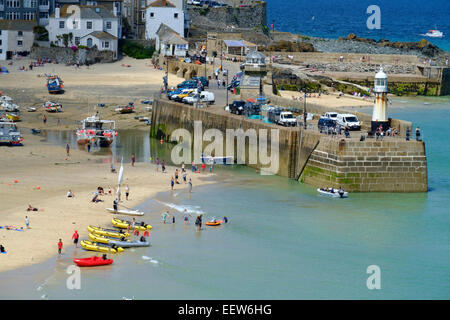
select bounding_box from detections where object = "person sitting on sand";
[111,163,116,173]
[67,190,74,198]
[0,245,5,253]
[27,205,39,211]
[97,187,104,195]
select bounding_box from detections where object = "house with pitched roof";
[156,23,187,57]
[47,4,119,58]
[144,0,186,41]
[0,20,36,60]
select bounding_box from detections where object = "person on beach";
[42,114,47,125]
[25,216,30,229]
[171,176,175,190]
[201,163,206,172]
[72,230,79,248]
[27,205,39,212]
[175,169,179,184]
[125,185,130,200]
[113,198,118,213]
[161,160,166,173]
[108,187,112,195]
[156,158,160,171]
[128,218,136,232]
[416,127,421,141]
[66,144,70,157]
[0,245,5,253]
[131,153,136,167]
[406,128,411,141]
[181,162,185,173]
[183,209,191,225]
[172,215,176,224]
[87,142,91,152]
[162,211,169,224]
[67,190,74,198]
[58,239,63,255]
[195,216,200,230]
[183,171,187,183]
[188,178,192,193]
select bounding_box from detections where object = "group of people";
[320,186,345,195]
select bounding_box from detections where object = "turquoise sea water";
[267,0,450,51]
[0,96,449,299]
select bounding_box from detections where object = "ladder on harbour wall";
[295,130,321,181]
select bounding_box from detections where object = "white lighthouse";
[372,66,389,132]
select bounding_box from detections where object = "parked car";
[168,88,184,99]
[172,89,197,102]
[183,91,215,105]
[191,76,209,88]
[268,108,297,127]
[318,117,337,134]
[336,114,361,131]
[229,100,246,115]
[227,80,240,91]
[324,112,339,120]
[243,103,261,117]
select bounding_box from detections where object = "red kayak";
[73,256,113,267]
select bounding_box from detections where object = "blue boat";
[46,76,64,94]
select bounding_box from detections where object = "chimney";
[55,7,60,19]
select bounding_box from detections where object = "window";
[39,12,49,19]
[6,11,20,19]
[103,41,109,49]
[106,21,111,29]
[6,0,20,8]
[75,37,80,45]
[39,0,49,5]
[86,38,93,47]
[18,31,23,36]
[23,12,35,20]
[174,13,178,19]
[150,12,154,18]
[23,0,37,7]
[59,21,65,28]
[17,40,23,46]
[86,21,92,29]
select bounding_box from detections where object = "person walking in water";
[66,144,70,157]
[72,230,79,248]
[57,239,63,255]
[42,114,47,125]
[188,178,192,193]
[131,153,136,167]
[171,176,175,190]
[183,209,191,225]
[161,159,166,173]
[162,211,169,224]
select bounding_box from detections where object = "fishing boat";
[0,101,20,112]
[317,188,348,198]
[5,112,20,122]
[205,219,223,226]
[0,119,23,145]
[422,29,444,38]
[115,102,135,114]
[43,101,63,113]
[76,112,117,147]
[27,107,37,112]
[106,207,145,216]
[73,256,113,267]
[46,75,64,93]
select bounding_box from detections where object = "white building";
[47,4,119,58]
[156,23,187,57]
[144,0,186,41]
[0,20,36,60]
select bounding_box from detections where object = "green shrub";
[120,40,155,59]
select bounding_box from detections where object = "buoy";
[36,186,41,190]
[143,230,149,237]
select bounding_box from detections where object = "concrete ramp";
[296,131,322,181]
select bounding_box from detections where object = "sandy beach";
[278,90,374,108]
[0,56,212,273]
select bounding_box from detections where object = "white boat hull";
[317,188,348,198]
[106,208,145,216]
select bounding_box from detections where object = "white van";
[182,91,215,105]
[336,114,361,131]
[324,112,338,120]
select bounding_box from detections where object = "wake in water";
[142,256,159,264]
[155,200,205,215]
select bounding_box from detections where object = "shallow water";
[1,97,449,299]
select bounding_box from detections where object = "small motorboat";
[27,107,37,112]
[205,219,223,226]
[73,255,113,267]
[317,188,348,198]
[87,225,130,239]
[422,29,444,38]
[106,207,145,216]
[112,218,152,231]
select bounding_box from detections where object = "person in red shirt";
[58,239,63,255]
[72,230,79,248]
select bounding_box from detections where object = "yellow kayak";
[80,240,124,254]
[112,218,152,232]
[88,233,111,244]
[87,225,130,239]
[7,113,20,122]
